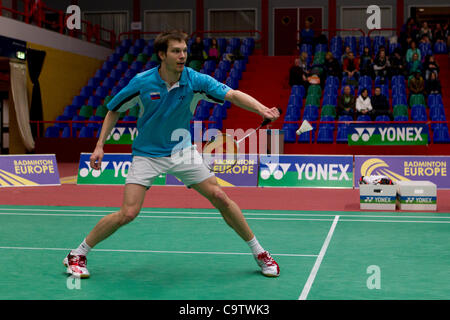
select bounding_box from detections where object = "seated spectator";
[408,71,425,99]
[299,52,310,77]
[425,72,441,95]
[360,47,373,77]
[187,36,206,71]
[373,49,390,82]
[337,85,356,118]
[371,86,392,120]
[433,23,446,44]
[289,57,308,88]
[424,55,439,80]
[355,88,373,118]
[407,52,422,75]
[343,52,360,80]
[207,38,220,62]
[299,20,315,47]
[224,47,244,62]
[341,46,352,64]
[419,21,432,42]
[406,41,421,63]
[324,52,341,79]
[419,34,431,45]
[390,48,406,76]
[443,23,450,47]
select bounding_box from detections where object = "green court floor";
[0,205,449,300]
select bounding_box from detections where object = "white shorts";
[126,145,215,188]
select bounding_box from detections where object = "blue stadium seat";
[114,45,126,57]
[428,94,443,107]
[303,105,319,121]
[142,46,153,57]
[393,95,407,106]
[208,115,223,130]
[87,96,101,108]
[357,115,372,122]
[134,38,146,50]
[87,116,103,130]
[375,115,391,122]
[288,94,302,108]
[194,103,210,120]
[55,115,70,128]
[107,53,120,65]
[316,127,334,143]
[323,95,337,106]
[434,42,447,54]
[61,126,72,138]
[88,77,101,88]
[411,104,427,120]
[71,95,86,109]
[338,115,353,123]
[115,61,129,74]
[212,104,227,119]
[94,86,109,99]
[109,69,123,82]
[229,67,242,80]
[44,126,60,138]
[284,128,297,143]
[320,116,335,130]
[121,116,137,128]
[430,106,445,120]
[128,46,141,57]
[291,85,305,98]
[79,127,94,138]
[120,39,132,50]
[124,69,137,79]
[286,105,301,120]
[298,130,315,143]
[336,126,349,143]
[63,105,78,117]
[144,61,159,71]
[433,128,450,143]
[394,116,409,121]
[213,68,227,82]
[225,77,238,89]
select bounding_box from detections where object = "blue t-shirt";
[106,67,231,157]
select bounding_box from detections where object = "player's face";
[162,40,187,73]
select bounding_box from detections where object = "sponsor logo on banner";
[0,155,60,187]
[355,156,450,189]
[166,154,259,187]
[105,127,138,145]
[360,195,396,204]
[77,153,165,185]
[348,123,428,145]
[258,155,353,188]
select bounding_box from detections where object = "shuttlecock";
[296,120,313,135]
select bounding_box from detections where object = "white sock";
[71,239,92,256]
[246,236,265,256]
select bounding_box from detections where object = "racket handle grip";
[261,108,283,127]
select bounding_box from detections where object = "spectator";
[419,21,432,42]
[433,23,446,44]
[289,57,308,88]
[407,52,422,75]
[373,49,390,82]
[360,47,373,77]
[424,55,439,80]
[299,52,310,76]
[443,23,450,48]
[425,72,441,95]
[406,41,421,63]
[187,36,205,71]
[341,46,352,64]
[371,86,392,120]
[343,52,360,80]
[419,34,431,46]
[390,48,406,77]
[224,47,244,62]
[207,38,220,62]
[355,88,373,118]
[324,52,341,79]
[408,71,425,97]
[299,20,315,47]
[337,85,356,118]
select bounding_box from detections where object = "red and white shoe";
[63,252,90,278]
[255,251,280,277]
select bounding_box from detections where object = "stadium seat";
[321,105,337,118]
[286,105,301,120]
[63,105,77,117]
[61,126,73,138]
[433,128,450,143]
[107,53,120,65]
[87,96,101,108]
[71,95,86,109]
[316,127,334,143]
[428,94,443,107]
[79,127,94,138]
[213,68,227,82]
[142,46,153,57]
[87,116,103,130]
[305,95,320,107]
[229,67,242,81]
[208,115,223,130]
[356,115,371,122]
[320,116,336,129]
[393,105,408,117]
[284,128,297,143]
[434,42,447,54]
[297,130,315,143]
[430,106,445,120]
[288,94,302,108]
[393,95,407,107]
[375,115,391,122]
[303,105,319,121]
[87,77,101,88]
[307,85,322,98]
[102,77,117,90]
[336,125,349,143]
[115,61,129,74]
[94,86,109,99]
[394,116,409,122]
[225,77,238,90]
[323,95,337,106]
[411,104,427,120]
[55,115,70,128]
[410,94,426,107]
[120,39,132,50]
[44,126,60,138]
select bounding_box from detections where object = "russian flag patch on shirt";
[150,92,161,100]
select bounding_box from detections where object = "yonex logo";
[351,128,376,142]
[79,161,109,178]
[260,163,291,180]
[107,127,138,141]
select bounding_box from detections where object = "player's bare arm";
[90,110,121,170]
[225,89,280,122]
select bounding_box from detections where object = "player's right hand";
[90,146,104,170]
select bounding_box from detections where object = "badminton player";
[64,31,280,279]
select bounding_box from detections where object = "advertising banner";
[166,154,259,187]
[77,153,165,185]
[355,156,450,189]
[105,127,138,145]
[348,123,428,146]
[0,154,60,187]
[258,155,353,188]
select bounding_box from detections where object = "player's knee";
[210,188,230,208]
[118,207,140,225]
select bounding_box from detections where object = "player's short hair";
[154,30,188,61]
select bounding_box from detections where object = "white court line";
[0,207,449,219]
[1,211,450,224]
[0,246,317,257]
[299,215,340,300]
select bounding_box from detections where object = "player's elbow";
[225,89,241,104]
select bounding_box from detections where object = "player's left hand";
[261,107,281,122]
